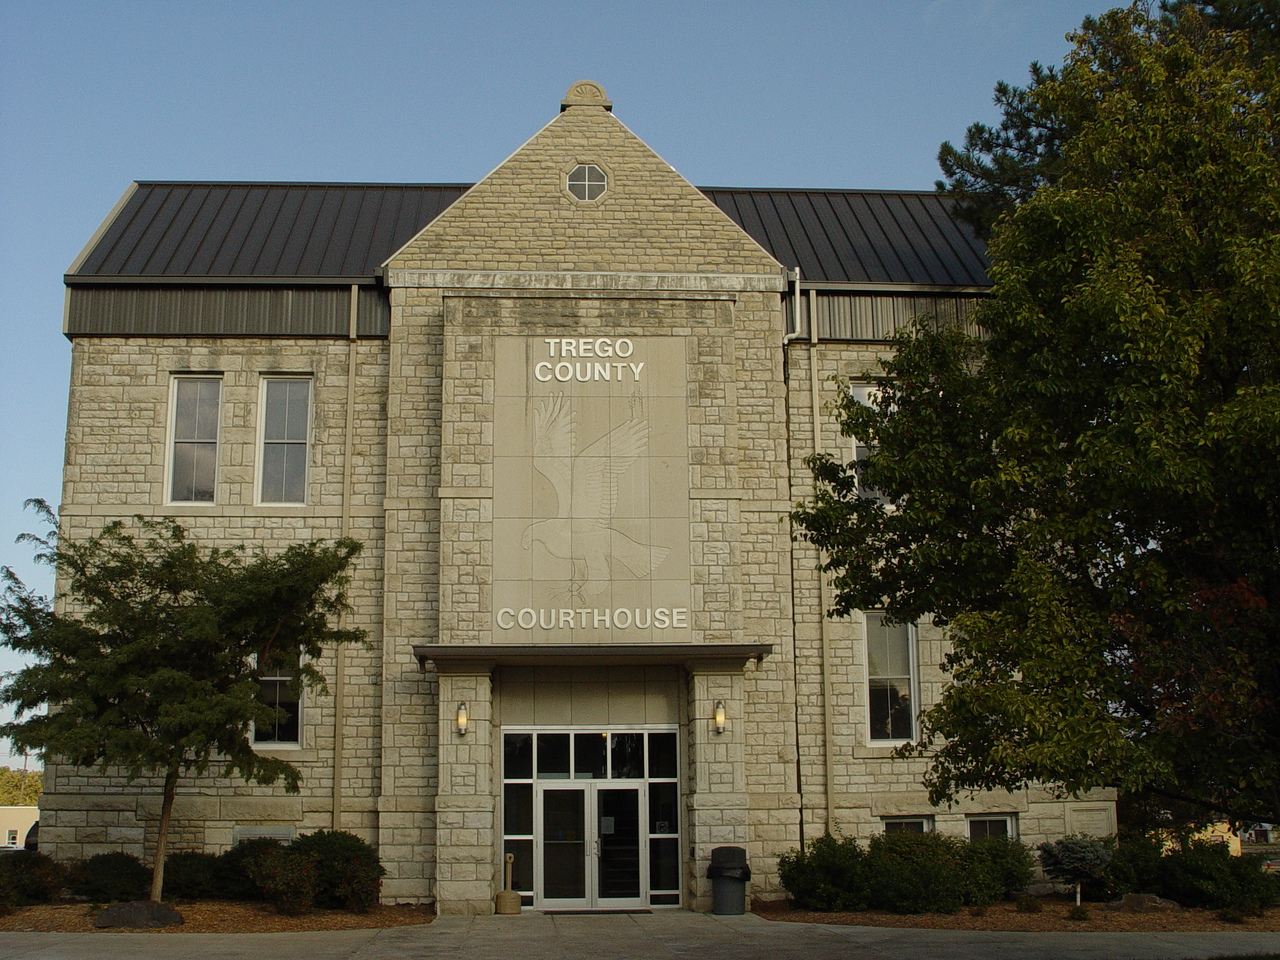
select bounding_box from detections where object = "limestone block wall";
[46,335,389,863]
[783,338,1115,853]
[379,285,446,901]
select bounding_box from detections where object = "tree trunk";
[1075,881,1082,906]
[150,766,180,902]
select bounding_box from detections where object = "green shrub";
[961,836,1036,904]
[246,847,316,915]
[866,830,965,914]
[0,871,15,915]
[1217,906,1247,924]
[217,838,282,900]
[289,830,385,912]
[0,851,67,905]
[163,851,223,900]
[777,833,870,911]
[779,831,1037,915]
[1156,842,1277,910]
[1016,893,1043,913]
[68,851,150,903]
[1067,903,1091,921]
[1104,836,1164,898]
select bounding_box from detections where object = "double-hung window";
[849,383,888,503]
[170,377,221,503]
[866,612,916,743]
[968,815,1017,840]
[260,378,311,504]
[255,650,301,746]
[882,816,932,834]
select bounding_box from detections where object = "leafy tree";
[0,766,42,806]
[0,501,364,901]
[794,6,1280,826]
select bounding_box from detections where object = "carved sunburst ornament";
[561,80,612,111]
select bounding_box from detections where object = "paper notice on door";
[601,816,615,834]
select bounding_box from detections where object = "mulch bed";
[0,901,434,933]
[3,897,1277,934]
[753,897,1280,933]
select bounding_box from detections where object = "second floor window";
[260,378,311,503]
[170,377,221,503]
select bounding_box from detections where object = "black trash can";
[707,845,751,915]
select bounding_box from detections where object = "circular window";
[567,163,607,201]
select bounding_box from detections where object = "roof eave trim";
[797,281,990,294]
[64,275,383,287]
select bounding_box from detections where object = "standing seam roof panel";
[344,188,388,278]
[232,187,288,276]
[85,186,160,275]
[789,192,853,284]
[886,194,954,286]
[829,193,894,283]
[259,190,314,277]
[116,187,188,275]
[68,183,987,285]
[850,193,917,283]
[158,185,228,275]
[807,192,872,283]
[744,193,803,279]
[207,187,260,276]
[187,185,248,276]
[915,195,988,286]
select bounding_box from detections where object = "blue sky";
[0,0,1109,762]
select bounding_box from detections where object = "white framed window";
[169,376,221,503]
[866,612,916,743]
[259,377,311,504]
[968,815,1017,840]
[254,650,302,747]
[567,163,607,201]
[882,816,933,834]
[849,382,888,503]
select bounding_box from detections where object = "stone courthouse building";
[50,82,1114,913]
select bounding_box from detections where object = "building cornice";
[385,269,788,293]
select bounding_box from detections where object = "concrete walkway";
[0,911,1277,960]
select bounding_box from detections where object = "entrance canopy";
[414,643,772,671]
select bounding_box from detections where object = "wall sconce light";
[714,700,726,734]
[456,702,469,736]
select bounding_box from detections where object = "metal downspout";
[332,284,358,830]
[785,268,806,850]
[808,287,837,833]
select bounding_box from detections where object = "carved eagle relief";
[522,392,669,596]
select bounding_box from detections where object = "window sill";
[855,742,916,759]
[252,746,318,762]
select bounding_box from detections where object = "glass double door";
[539,782,643,909]
[503,728,682,910]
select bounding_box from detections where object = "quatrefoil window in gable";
[567,163,607,201]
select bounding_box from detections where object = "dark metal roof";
[699,187,988,287]
[69,182,988,287]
